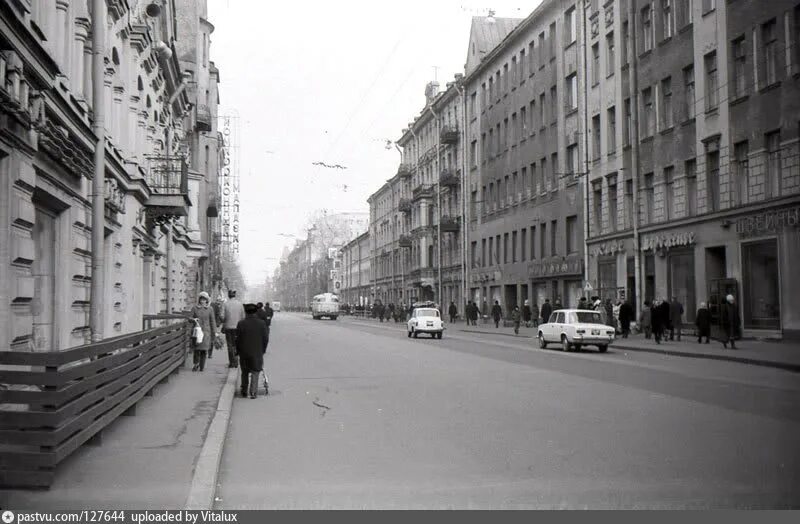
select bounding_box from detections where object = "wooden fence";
[0,319,191,488]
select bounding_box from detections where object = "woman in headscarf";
[190,291,216,372]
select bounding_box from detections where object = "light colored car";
[407,307,445,339]
[537,309,615,352]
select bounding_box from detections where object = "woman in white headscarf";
[190,291,216,371]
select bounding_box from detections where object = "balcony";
[144,155,191,220]
[439,169,459,187]
[196,104,212,132]
[398,234,413,248]
[399,198,412,213]
[440,124,460,145]
[412,183,435,201]
[397,163,412,179]
[440,215,461,232]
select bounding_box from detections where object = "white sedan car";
[407,307,445,339]
[537,309,615,352]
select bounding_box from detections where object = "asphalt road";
[215,313,800,509]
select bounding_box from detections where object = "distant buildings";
[0,0,224,350]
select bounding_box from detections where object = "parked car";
[537,309,615,352]
[407,307,445,339]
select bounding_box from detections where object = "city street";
[215,313,800,509]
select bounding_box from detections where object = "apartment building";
[0,0,223,350]
[584,0,800,338]
[339,231,371,307]
[465,2,587,313]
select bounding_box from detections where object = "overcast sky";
[207,0,540,285]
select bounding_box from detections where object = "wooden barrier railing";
[0,320,191,488]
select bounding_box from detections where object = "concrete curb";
[612,344,800,373]
[185,367,237,510]
[458,328,533,339]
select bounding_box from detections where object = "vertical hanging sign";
[220,115,240,257]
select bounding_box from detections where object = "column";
[55,0,70,74]
[103,69,113,135]
[82,38,92,105]
[72,18,89,98]
[128,97,140,159]
[113,85,125,152]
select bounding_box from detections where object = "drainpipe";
[629,0,643,309]
[456,82,468,316]
[580,0,591,302]
[395,143,405,301]
[409,126,419,304]
[89,0,106,342]
[427,105,442,310]
[164,128,174,312]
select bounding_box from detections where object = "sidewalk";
[0,351,234,510]
[343,315,800,373]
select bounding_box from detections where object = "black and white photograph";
[1,0,799,512]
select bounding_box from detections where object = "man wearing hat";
[236,303,270,398]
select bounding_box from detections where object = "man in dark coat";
[720,294,741,349]
[264,302,274,327]
[236,304,269,399]
[695,302,711,344]
[522,300,532,326]
[653,299,671,344]
[540,299,553,325]
[256,302,269,325]
[618,300,633,338]
[448,301,458,323]
[669,297,684,341]
[491,300,503,328]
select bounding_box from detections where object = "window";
[702,0,715,15]
[642,87,654,137]
[481,239,486,266]
[503,63,509,93]
[481,83,487,108]
[470,140,478,167]
[531,162,538,193]
[742,240,780,329]
[512,231,518,262]
[521,167,528,196]
[539,93,546,127]
[539,32,546,67]
[551,152,558,189]
[566,145,578,179]
[496,71,501,99]
[521,106,527,135]
[607,106,617,153]
[686,159,697,216]
[593,181,603,232]
[541,157,548,191]
[606,32,615,73]
[677,0,692,27]
[511,113,517,144]
[608,178,618,231]
[550,220,558,256]
[622,21,629,65]
[642,5,654,52]
[732,36,747,99]
[550,86,558,124]
[704,52,718,111]
[488,129,494,158]
[733,141,749,206]
[624,98,632,145]
[488,77,494,101]
[565,6,577,44]
[566,215,579,254]
[520,49,526,80]
[625,179,634,228]
[683,65,695,119]
[643,173,655,223]
[662,0,674,39]
[763,20,778,86]
[503,233,509,264]
[521,228,527,261]
[488,237,494,264]
[592,43,600,85]
[592,115,602,160]
[664,166,674,220]
[706,145,720,212]
[550,22,557,59]
[660,77,673,129]
[511,57,517,86]
[766,131,781,199]
[530,226,537,259]
[503,118,509,148]
[566,73,577,109]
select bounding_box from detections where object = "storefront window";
[742,240,780,329]
[564,280,583,308]
[598,258,617,301]
[668,251,695,324]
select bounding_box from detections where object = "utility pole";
[89,0,106,341]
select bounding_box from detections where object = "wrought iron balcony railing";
[143,155,191,218]
[398,234,413,247]
[440,215,461,232]
[196,104,212,132]
[440,125,460,144]
[397,163,412,178]
[399,198,413,213]
[439,169,459,187]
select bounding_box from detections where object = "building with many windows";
[0,0,223,350]
[465,1,587,313]
[339,231,371,307]
[584,0,800,338]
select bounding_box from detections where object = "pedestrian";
[471,301,479,325]
[209,297,224,360]
[265,302,274,327]
[578,296,589,310]
[554,298,563,311]
[540,299,553,325]
[604,299,615,329]
[653,299,670,344]
[522,300,532,327]
[491,300,503,328]
[511,306,521,335]
[531,302,540,327]
[640,301,652,339]
[221,290,245,368]
[481,299,489,323]
[448,301,458,323]
[669,297,684,341]
[618,300,633,338]
[695,301,711,344]
[720,294,741,349]
[236,303,270,399]
[190,292,216,372]
[255,302,269,325]
[594,299,607,325]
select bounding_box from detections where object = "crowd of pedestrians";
[190,290,275,399]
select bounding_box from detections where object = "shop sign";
[641,232,695,252]
[528,257,583,278]
[589,240,626,258]
[736,207,800,238]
